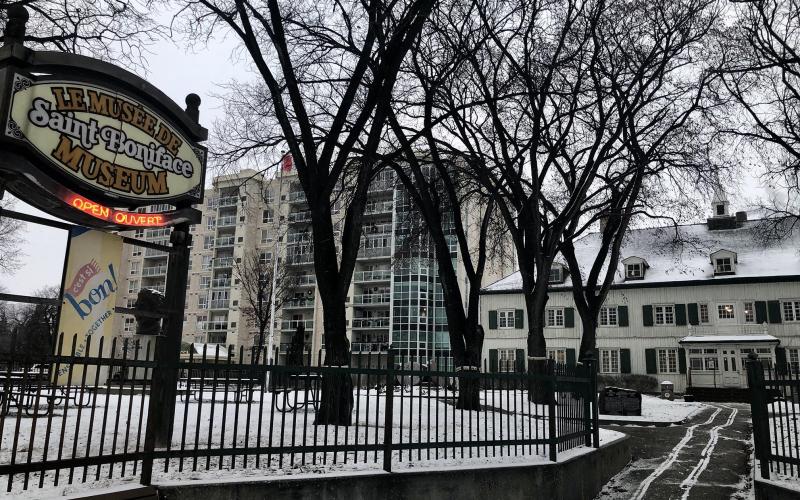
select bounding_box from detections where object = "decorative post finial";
[3,5,29,45]
[185,93,201,123]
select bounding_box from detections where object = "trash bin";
[660,381,674,401]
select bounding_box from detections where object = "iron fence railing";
[0,333,598,494]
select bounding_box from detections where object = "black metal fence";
[0,333,599,493]
[747,357,800,480]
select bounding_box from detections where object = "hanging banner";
[54,227,123,385]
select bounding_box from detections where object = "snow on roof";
[191,343,230,358]
[483,219,800,293]
[679,335,779,344]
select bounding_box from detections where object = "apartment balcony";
[287,233,312,244]
[144,247,169,258]
[288,191,307,204]
[284,298,315,309]
[209,299,230,309]
[351,342,389,353]
[286,253,314,265]
[146,228,171,239]
[211,278,231,288]
[217,216,237,227]
[288,211,312,223]
[354,269,391,282]
[364,201,393,215]
[145,285,165,294]
[278,343,312,353]
[207,332,227,344]
[352,317,390,329]
[213,257,234,269]
[368,179,395,193]
[358,246,392,259]
[352,293,391,305]
[141,265,167,277]
[204,321,228,331]
[281,319,314,331]
[217,196,238,208]
[686,324,770,336]
[215,236,235,247]
[294,274,316,287]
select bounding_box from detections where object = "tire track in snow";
[678,404,738,499]
[629,406,722,500]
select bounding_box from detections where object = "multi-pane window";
[262,209,274,223]
[131,247,142,257]
[124,317,135,333]
[743,302,755,323]
[264,190,274,204]
[704,348,718,370]
[548,267,563,283]
[626,263,643,279]
[261,229,271,244]
[657,348,678,373]
[499,349,516,372]
[717,303,735,320]
[599,306,618,327]
[206,216,216,230]
[134,229,144,238]
[699,303,710,324]
[789,349,800,374]
[128,280,139,294]
[547,348,566,364]
[200,276,211,289]
[546,308,565,327]
[130,262,139,275]
[498,309,515,329]
[203,235,214,249]
[654,305,675,325]
[714,257,733,274]
[259,252,273,265]
[783,300,800,322]
[600,349,620,374]
[202,255,213,270]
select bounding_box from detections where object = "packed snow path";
[596,403,753,499]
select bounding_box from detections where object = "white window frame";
[131,247,142,257]
[782,300,800,322]
[716,303,736,322]
[599,349,620,374]
[789,348,800,374]
[743,301,755,324]
[547,348,566,364]
[699,303,710,324]
[498,309,516,329]
[545,307,565,328]
[654,304,675,326]
[123,317,135,333]
[130,261,140,276]
[262,209,274,223]
[498,349,517,373]
[657,348,678,374]
[599,306,618,327]
[128,280,139,294]
[626,263,643,279]
[548,267,563,283]
[714,257,733,274]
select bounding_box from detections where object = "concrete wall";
[155,436,630,500]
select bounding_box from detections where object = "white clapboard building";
[480,198,800,397]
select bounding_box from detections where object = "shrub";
[597,374,658,393]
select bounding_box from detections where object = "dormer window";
[622,256,649,281]
[710,249,737,276]
[548,265,566,284]
[715,203,726,216]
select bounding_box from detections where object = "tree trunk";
[314,290,353,426]
[578,315,598,364]
[525,289,551,404]
[455,324,484,410]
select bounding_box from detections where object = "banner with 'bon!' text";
[55,227,123,385]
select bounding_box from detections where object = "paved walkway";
[596,403,753,500]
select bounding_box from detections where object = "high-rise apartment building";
[113,166,512,365]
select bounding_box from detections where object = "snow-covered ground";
[1,388,620,499]
[600,395,705,423]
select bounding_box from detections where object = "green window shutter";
[566,348,576,366]
[564,307,575,328]
[515,349,526,372]
[514,309,524,329]
[755,301,768,324]
[489,349,498,373]
[768,300,783,324]
[489,310,498,329]
[678,348,687,374]
[687,303,699,326]
[675,304,687,326]
[620,349,632,374]
[645,349,657,374]
[776,347,787,375]
[618,306,629,327]
[642,305,654,326]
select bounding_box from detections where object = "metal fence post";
[383,351,395,472]
[586,353,600,448]
[746,354,771,479]
[547,359,557,462]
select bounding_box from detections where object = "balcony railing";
[215,236,235,247]
[295,274,316,286]
[217,196,238,208]
[687,324,769,335]
[368,180,395,193]
[352,317,390,329]
[217,216,237,227]
[354,269,392,282]
[364,201,393,215]
[209,299,230,309]
[358,246,392,258]
[204,321,228,331]
[213,257,234,268]
[286,253,314,265]
[288,191,307,203]
[141,266,167,277]
[352,293,391,305]
[211,278,231,288]
[351,342,390,353]
[281,319,314,330]
[146,228,171,239]
[288,211,311,223]
[278,343,312,353]
[145,285,165,294]
[144,246,169,258]
[284,298,315,309]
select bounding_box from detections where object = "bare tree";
[2,1,161,69]
[720,0,800,231]
[0,198,25,274]
[171,0,435,424]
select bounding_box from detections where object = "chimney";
[735,211,748,223]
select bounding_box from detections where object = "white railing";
[364,201,393,215]
[213,257,234,268]
[288,211,312,223]
[217,216,237,227]
[281,319,314,330]
[359,246,392,258]
[352,317,390,328]
[215,236,235,247]
[211,278,231,288]
[288,191,307,203]
[217,196,238,208]
[209,299,230,309]
[687,323,769,336]
[295,274,316,286]
[354,269,392,282]
[284,298,315,308]
[141,266,167,277]
[286,253,314,265]
[352,293,391,305]
[204,321,228,331]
